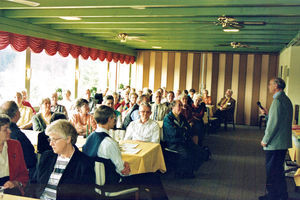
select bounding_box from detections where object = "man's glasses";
[140,111,151,114]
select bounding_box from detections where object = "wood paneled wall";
[135,50,278,126]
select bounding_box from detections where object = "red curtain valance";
[0,31,135,64]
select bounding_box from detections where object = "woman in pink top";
[70,98,97,136]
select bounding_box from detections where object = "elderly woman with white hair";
[192,94,206,146]
[28,120,95,200]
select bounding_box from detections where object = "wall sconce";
[26,68,31,80]
[75,69,80,80]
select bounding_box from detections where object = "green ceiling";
[1,0,300,55]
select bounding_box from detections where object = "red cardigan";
[7,139,29,193]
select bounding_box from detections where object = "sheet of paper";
[120,143,139,148]
[122,148,141,155]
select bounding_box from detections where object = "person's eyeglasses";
[47,137,64,143]
[140,111,151,114]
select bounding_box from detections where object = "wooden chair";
[94,161,139,200]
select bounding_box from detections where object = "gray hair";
[139,102,151,111]
[0,101,19,119]
[273,77,286,90]
[46,119,78,145]
[193,93,202,102]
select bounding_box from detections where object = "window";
[118,62,131,89]
[0,46,26,103]
[78,58,108,98]
[30,51,75,106]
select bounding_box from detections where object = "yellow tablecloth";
[120,140,166,175]
[290,130,300,186]
[3,194,38,200]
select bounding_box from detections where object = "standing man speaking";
[259,78,293,200]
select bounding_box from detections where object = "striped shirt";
[40,155,71,200]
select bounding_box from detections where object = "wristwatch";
[18,181,23,188]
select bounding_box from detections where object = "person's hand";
[121,162,131,175]
[259,108,268,115]
[261,141,267,147]
[3,181,17,189]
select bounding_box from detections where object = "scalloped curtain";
[0,31,135,64]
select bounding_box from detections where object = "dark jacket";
[28,147,95,200]
[163,111,192,148]
[9,122,37,169]
[83,131,121,184]
[32,112,53,132]
[122,104,139,130]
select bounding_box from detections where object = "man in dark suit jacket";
[259,78,293,200]
[0,101,37,179]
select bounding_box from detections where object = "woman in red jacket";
[0,114,29,195]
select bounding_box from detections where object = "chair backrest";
[203,111,209,124]
[94,161,106,186]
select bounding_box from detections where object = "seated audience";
[0,101,37,179]
[214,89,236,129]
[161,88,168,103]
[28,120,95,200]
[0,114,29,196]
[21,90,36,114]
[189,89,196,101]
[51,92,68,118]
[181,94,201,144]
[137,94,150,105]
[122,93,139,130]
[175,89,182,100]
[85,89,96,114]
[125,102,160,143]
[180,94,194,123]
[103,95,122,129]
[183,90,193,105]
[192,94,206,146]
[32,98,53,132]
[150,91,169,121]
[202,89,212,105]
[120,91,130,112]
[70,98,97,136]
[15,92,33,129]
[137,90,143,97]
[83,105,168,200]
[37,112,67,154]
[163,100,204,178]
[164,91,175,110]
[60,90,73,116]
[112,92,123,113]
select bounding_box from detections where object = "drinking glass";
[0,186,4,199]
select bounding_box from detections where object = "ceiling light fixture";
[6,0,39,6]
[59,17,82,21]
[152,46,162,49]
[223,28,240,32]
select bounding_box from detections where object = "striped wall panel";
[135,50,278,126]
